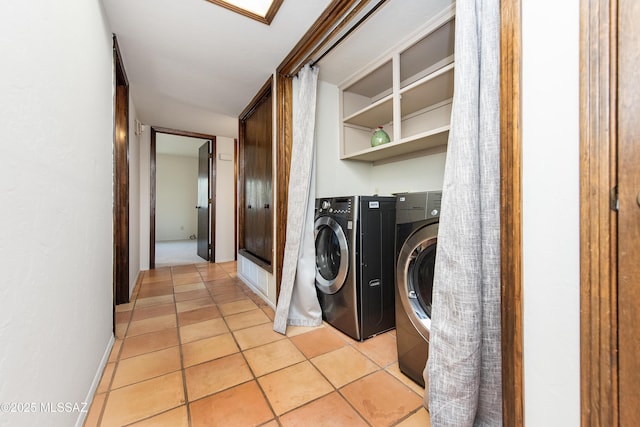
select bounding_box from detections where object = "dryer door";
[314,216,349,294]
[396,223,438,340]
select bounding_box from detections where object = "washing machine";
[395,191,442,387]
[314,195,396,341]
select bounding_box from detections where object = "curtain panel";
[426,0,502,425]
[273,65,322,334]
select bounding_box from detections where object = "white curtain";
[426,0,502,425]
[273,64,322,334]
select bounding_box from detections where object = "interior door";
[197,140,211,261]
[617,1,640,423]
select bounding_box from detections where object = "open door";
[197,140,211,261]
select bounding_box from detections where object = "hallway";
[84,262,430,426]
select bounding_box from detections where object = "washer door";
[314,216,349,294]
[396,223,438,340]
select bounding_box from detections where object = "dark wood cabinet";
[239,79,273,268]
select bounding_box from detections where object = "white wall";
[156,154,198,241]
[139,130,151,270]
[215,137,237,262]
[522,0,580,425]
[0,1,114,426]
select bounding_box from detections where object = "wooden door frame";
[113,35,130,306]
[274,0,525,424]
[238,78,275,272]
[580,0,618,424]
[150,126,217,269]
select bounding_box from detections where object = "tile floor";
[84,261,430,427]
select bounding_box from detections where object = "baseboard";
[74,334,114,427]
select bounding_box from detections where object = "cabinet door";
[240,88,273,264]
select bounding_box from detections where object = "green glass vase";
[371,126,390,147]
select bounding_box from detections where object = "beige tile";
[174,288,212,302]
[189,381,274,427]
[204,277,236,292]
[290,326,345,359]
[130,302,176,322]
[224,309,270,331]
[311,345,379,388]
[177,305,221,326]
[285,325,323,337]
[244,339,306,377]
[218,299,259,316]
[173,282,206,293]
[395,407,431,427]
[101,371,185,427]
[385,362,425,396]
[126,314,177,337]
[111,347,181,389]
[212,291,249,304]
[115,302,134,313]
[115,310,131,325]
[172,265,199,275]
[233,323,286,350]
[341,371,422,427]
[172,272,203,286]
[108,339,122,363]
[182,333,239,367]
[258,361,333,415]
[115,322,128,339]
[96,362,115,394]
[279,392,368,427]
[128,406,189,427]
[142,270,172,283]
[353,330,398,367]
[120,328,179,360]
[179,317,229,344]
[83,392,106,427]
[176,297,214,313]
[137,283,174,299]
[263,307,275,321]
[185,353,254,401]
[135,294,175,308]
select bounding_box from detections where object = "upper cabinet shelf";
[339,13,455,162]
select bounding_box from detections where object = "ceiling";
[102,0,454,138]
[102,0,331,136]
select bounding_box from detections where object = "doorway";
[150,127,217,269]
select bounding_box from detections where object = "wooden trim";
[500,1,524,425]
[210,137,217,263]
[113,35,130,305]
[274,73,293,293]
[149,128,156,270]
[277,0,362,76]
[273,0,360,294]
[238,78,274,272]
[149,126,217,268]
[203,0,283,25]
[234,138,239,260]
[579,0,618,425]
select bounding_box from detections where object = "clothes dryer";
[314,195,396,341]
[395,191,441,387]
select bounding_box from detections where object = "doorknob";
[264,204,270,209]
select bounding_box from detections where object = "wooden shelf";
[341,126,449,162]
[343,94,393,128]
